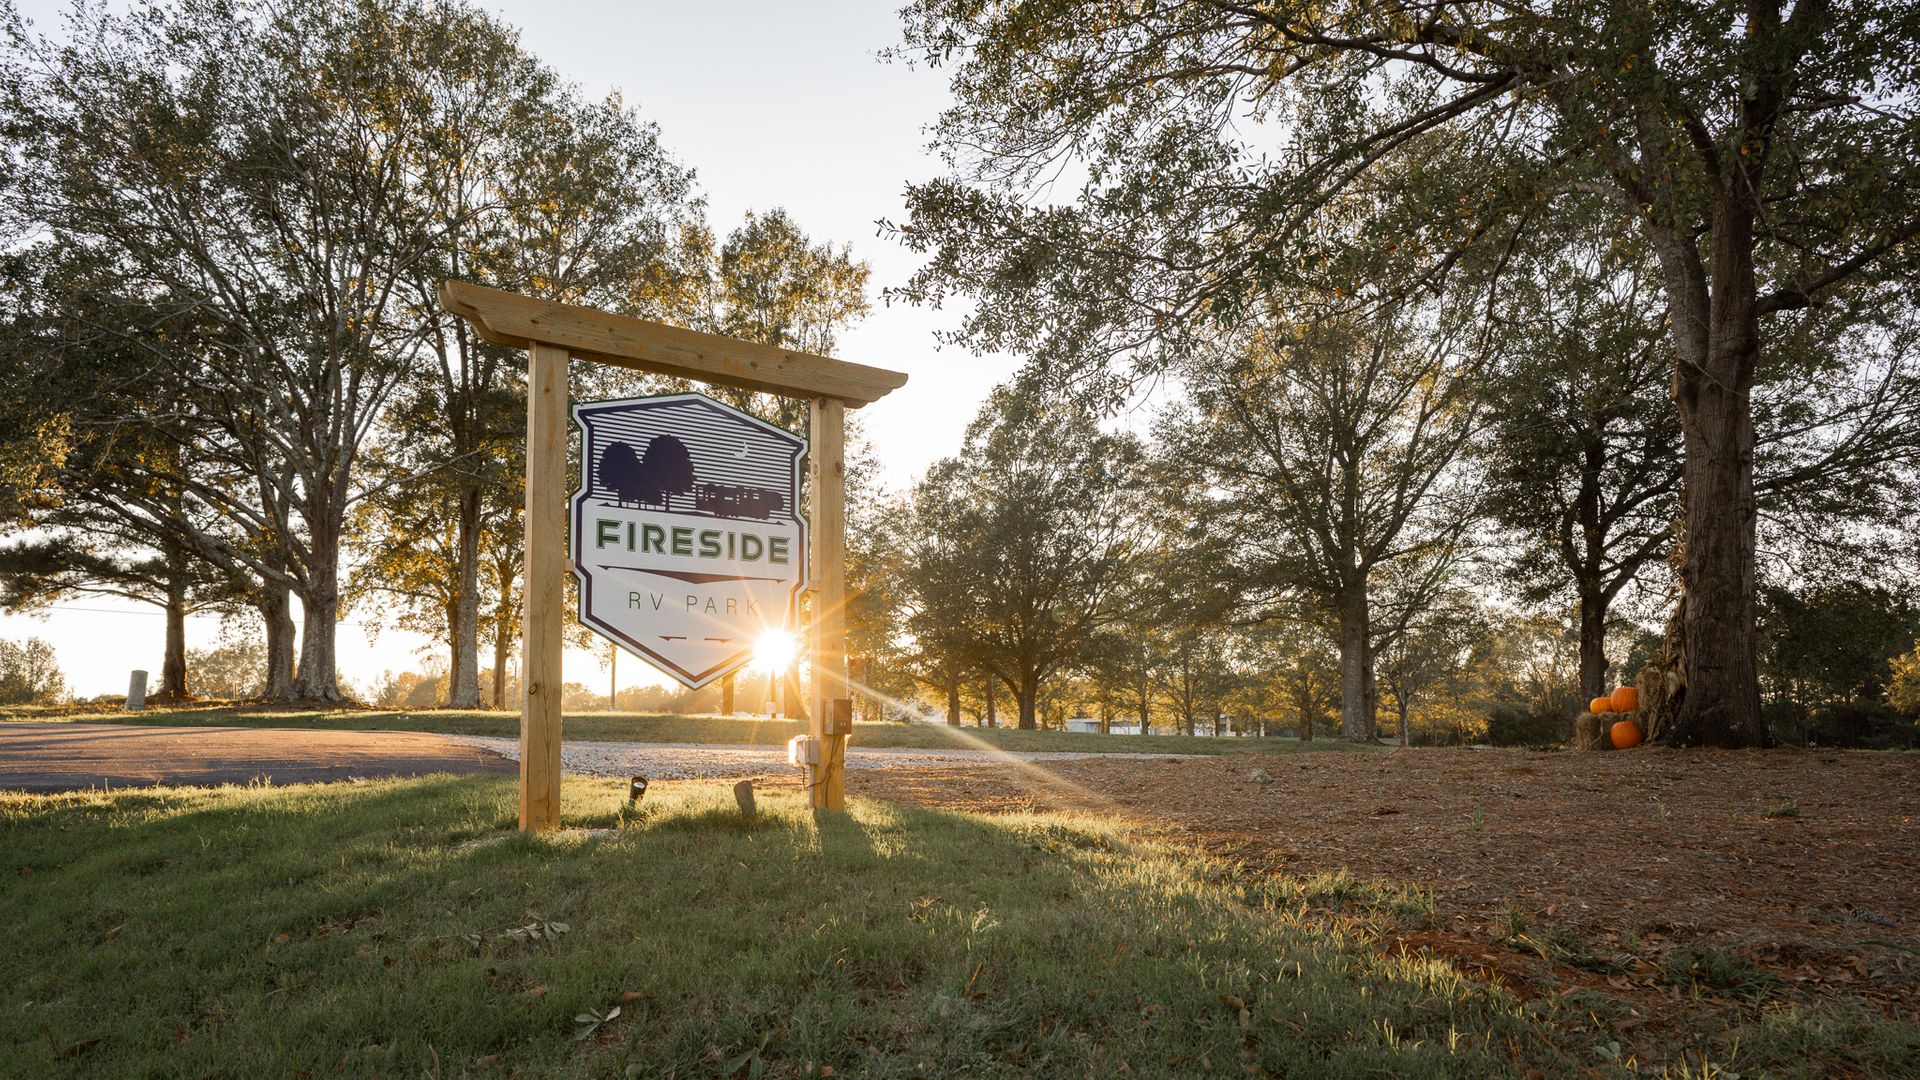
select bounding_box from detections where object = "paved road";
[444,734,1197,781]
[0,723,515,793]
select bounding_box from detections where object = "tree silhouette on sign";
[637,435,696,510]
[600,441,644,506]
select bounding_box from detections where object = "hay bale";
[1573,711,1609,751]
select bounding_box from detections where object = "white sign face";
[570,393,808,688]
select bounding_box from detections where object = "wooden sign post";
[440,281,905,830]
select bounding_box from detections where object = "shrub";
[1484,698,1566,747]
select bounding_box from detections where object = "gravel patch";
[442,735,1199,781]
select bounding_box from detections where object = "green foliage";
[901,386,1151,727]
[1483,700,1565,748]
[1890,647,1920,716]
[0,636,66,705]
[183,634,267,701]
[1161,308,1480,741]
[1760,581,1920,703]
[888,0,1920,748]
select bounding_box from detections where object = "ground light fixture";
[628,776,648,804]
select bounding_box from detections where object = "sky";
[1,0,1023,699]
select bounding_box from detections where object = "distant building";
[1066,717,1144,735]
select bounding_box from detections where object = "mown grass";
[1,702,1371,755]
[3,776,1543,1077]
[5,777,1914,1077]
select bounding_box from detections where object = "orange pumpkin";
[1610,720,1644,750]
[1610,686,1639,713]
[1588,696,1613,715]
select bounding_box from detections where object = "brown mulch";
[851,746,1920,1017]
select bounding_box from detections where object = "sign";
[570,393,808,688]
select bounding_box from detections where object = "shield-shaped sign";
[570,393,808,688]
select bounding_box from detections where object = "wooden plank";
[520,341,569,832]
[808,397,849,811]
[440,280,907,407]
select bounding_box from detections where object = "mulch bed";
[851,746,1920,1019]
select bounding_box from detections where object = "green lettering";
[699,530,721,558]
[741,534,763,561]
[596,520,620,549]
[768,536,789,565]
[641,524,666,554]
[671,526,693,556]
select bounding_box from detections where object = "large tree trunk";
[945,671,961,725]
[258,582,296,701]
[1296,664,1314,741]
[1337,589,1373,740]
[1673,350,1766,746]
[1658,199,1767,747]
[984,678,997,727]
[1398,698,1411,747]
[1578,587,1610,704]
[290,478,345,701]
[1015,672,1038,730]
[157,542,189,700]
[294,586,343,701]
[447,477,482,707]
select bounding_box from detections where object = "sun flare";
[751,630,801,674]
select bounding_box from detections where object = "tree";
[0,533,233,700]
[906,387,1149,728]
[4,0,473,699]
[1890,646,1920,716]
[1164,307,1479,739]
[0,253,285,697]
[639,208,874,433]
[842,435,917,719]
[186,631,268,700]
[1133,534,1239,736]
[390,27,695,708]
[891,0,1920,748]
[602,443,645,506]
[1377,591,1481,747]
[1480,214,1681,706]
[1759,578,1919,715]
[0,636,65,704]
[636,436,696,510]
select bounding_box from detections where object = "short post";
[125,670,148,711]
[808,396,848,811]
[721,671,735,715]
[520,341,568,832]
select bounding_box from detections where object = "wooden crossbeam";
[439,279,907,407]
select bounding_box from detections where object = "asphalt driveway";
[0,722,515,793]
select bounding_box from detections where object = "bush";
[1773,699,1920,750]
[1484,699,1566,747]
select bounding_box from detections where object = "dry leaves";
[855,745,1920,1014]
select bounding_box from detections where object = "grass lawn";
[1,702,1371,755]
[8,779,1911,1077]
